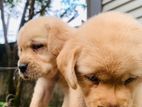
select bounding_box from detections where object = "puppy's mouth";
[18,71,30,80]
[20,72,31,80]
[18,62,44,80]
[22,74,30,80]
[18,69,42,80]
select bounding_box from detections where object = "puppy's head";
[17,17,73,80]
[57,12,142,107]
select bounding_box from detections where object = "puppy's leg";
[30,77,56,107]
[62,86,86,107]
[133,83,142,107]
[68,86,86,107]
[62,90,69,107]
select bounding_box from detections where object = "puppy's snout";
[97,102,120,107]
[108,104,119,107]
[97,104,119,107]
[18,63,28,73]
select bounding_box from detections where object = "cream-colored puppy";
[17,17,85,107]
[57,12,142,107]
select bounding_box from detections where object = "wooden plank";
[114,0,142,12]
[126,5,142,13]
[137,18,142,22]
[103,0,131,11]
[102,0,113,5]
[129,7,142,18]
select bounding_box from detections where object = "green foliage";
[0,102,6,107]
[4,0,20,8]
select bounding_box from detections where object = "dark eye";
[85,75,100,85]
[31,44,44,51]
[19,48,22,52]
[124,77,136,85]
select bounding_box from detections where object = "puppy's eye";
[31,44,44,51]
[19,48,22,52]
[85,75,100,85]
[124,77,136,85]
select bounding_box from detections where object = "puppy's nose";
[18,63,28,73]
[109,104,119,107]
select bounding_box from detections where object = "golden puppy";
[57,12,142,107]
[17,17,86,107]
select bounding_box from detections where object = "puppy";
[17,17,85,107]
[57,12,142,107]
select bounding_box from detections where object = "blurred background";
[0,0,142,107]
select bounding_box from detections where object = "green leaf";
[0,102,5,107]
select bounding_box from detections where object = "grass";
[0,102,5,107]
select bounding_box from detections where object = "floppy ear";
[57,42,80,89]
[45,21,73,56]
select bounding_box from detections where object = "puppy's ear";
[57,42,80,89]
[45,22,73,56]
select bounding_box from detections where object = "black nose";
[18,64,28,73]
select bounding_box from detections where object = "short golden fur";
[17,17,85,107]
[57,12,142,107]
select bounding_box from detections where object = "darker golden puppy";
[57,12,142,107]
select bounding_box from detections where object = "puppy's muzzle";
[18,63,28,73]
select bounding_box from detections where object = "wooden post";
[87,0,102,18]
